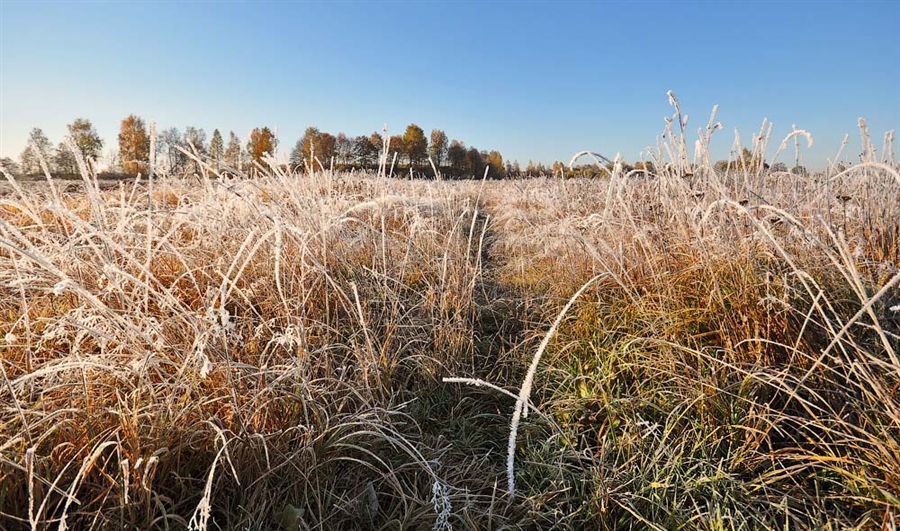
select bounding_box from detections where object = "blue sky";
[1,0,898,170]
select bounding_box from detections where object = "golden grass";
[0,130,898,529]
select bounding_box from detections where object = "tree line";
[4,117,813,181]
[9,116,515,180]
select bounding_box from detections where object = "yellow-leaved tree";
[403,124,427,168]
[248,127,277,167]
[118,115,150,175]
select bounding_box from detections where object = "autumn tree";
[292,129,314,168]
[294,127,334,169]
[714,147,767,173]
[319,133,336,166]
[225,131,243,170]
[402,124,427,168]
[118,114,151,175]
[352,135,378,167]
[447,140,466,173]
[248,127,277,166]
[370,132,384,153]
[633,161,656,174]
[484,150,505,178]
[385,135,403,165]
[550,161,566,178]
[209,129,224,169]
[302,128,322,165]
[598,159,633,175]
[65,118,103,165]
[19,127,53,175]
[429,129,448,167]
[463,147,484,177]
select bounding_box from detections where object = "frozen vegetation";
[0,101,898,529]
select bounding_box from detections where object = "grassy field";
[1,116,898,530]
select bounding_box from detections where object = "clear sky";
[1,0,898,170]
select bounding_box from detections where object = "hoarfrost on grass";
[51,279,76,295]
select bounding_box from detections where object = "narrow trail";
[467,194,539,383]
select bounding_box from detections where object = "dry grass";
[0,110,898,530]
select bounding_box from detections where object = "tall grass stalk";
[505,274,603,493]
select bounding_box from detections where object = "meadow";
[1,104,898,530]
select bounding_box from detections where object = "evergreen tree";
[209,129,225,169]
[225,131,242,170]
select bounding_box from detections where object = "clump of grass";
[458,101,898,527]
[0,153,499,528]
